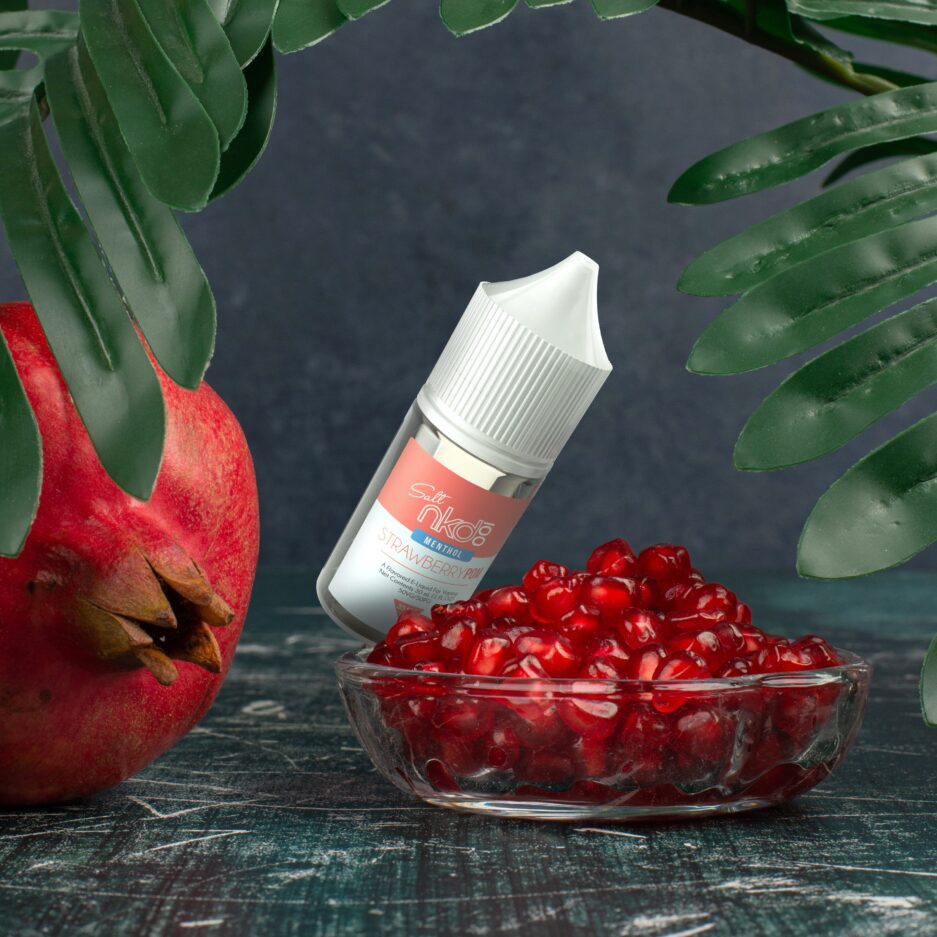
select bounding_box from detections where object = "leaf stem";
[657,0,898,96]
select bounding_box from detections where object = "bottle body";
[317,402,541,642]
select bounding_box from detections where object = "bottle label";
[329,438,529,633]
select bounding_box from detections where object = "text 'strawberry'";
[522,560,568,595]
[586,538,636,577]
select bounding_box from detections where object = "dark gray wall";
[1,2,930,576]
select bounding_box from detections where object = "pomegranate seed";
[586,634,632,665]
[635,576,659,608]
[431,599,489,629]
[572,738,610,778]
[432,697,493,741]
[435,738,483,776]
[713,621,746,657]
[718,657,754,677]
[386,613,435,648]
[522,559,568,595]
[658,578,696,609]
[558,681,621,740]
[517,750,575,785]
[513,630,580,677]
[628,644,667,680]
[482,723,521,770]
[586,538,636,577]
[734,602,752,625]
[672,706,731,773]
[396,631,442,666]
[558,604,603,645]
[755,643,816,674]
[579,576,639,622]
[579,655,630,679]
[616,608,665,651]
[486,586,530,622]
[672,582,738,620]
[791,635,840,668]
[668,630,726,671]
[738,623,767,656]
[464,631,514,676]
[367,643,401,667]
[657,650,710,681]
[637,543,692,581]
[412,660,448,674]
[424,759,459,791]
[438,615,479,660]
[498,621,537,643]
[618,703,670,784]
[529,577,581,623]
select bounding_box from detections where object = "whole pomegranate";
[0,302,259,805]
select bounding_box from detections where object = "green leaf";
[920,633,937,726]
[210,35,276,200]
[825,13,937,55]
[736,298,937,470]
[0,327,41,558]
[798,410,937,578]
[680,153,937,296]
[45,41,215,390]
[273,0,346,52]
[80,0,221,212]
[688,213,937,375]
[591,0,659,18]
[439,0,517,36]
[822,137,937,187]
[669,82,937,205]
[337,0,389,18]
[0,9,79,58]
[0,101,165,499]
[134,0,247,149]
[0,0,26,71]
[525,0,572,7]
[789,0,937,26]
[214,0,277,66]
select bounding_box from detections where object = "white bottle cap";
[417,252,613,478]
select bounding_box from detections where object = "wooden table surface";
[2,568,937,936]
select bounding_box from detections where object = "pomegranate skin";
[0,302,260,805]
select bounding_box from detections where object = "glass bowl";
[335,648,870,821]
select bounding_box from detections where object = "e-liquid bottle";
[317,252,613,643]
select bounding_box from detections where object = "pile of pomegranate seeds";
[365,540,849,803]
[367,539,840,680]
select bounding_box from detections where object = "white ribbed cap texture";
[416,252,612,478]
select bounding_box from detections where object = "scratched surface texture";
[2,569,937,937]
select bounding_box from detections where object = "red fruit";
[573,736,610,776]
[517,750,574,785]
[558,604,602,646]
[634,577,659,609]
[713,621,746,657]
[438,615,479,660]
[579,576,638,622]
[386,613,435,649]
[424,759,460,791]
[738,623,768,657]
[586,634,632,666]
[668,630,727,671]
[718,658,754,677]
[637,543,692,581]
[434,738,483,777]
[396,630,442,666]
[657,650,710,682]
[513,630,580,677]
[616,608,665,651]
[672,582,738,621]
[0,303,259,806]
[586,538,636,577]
[734,602,753,626]
[755,643,817,674]
[522,560,568,595]
[579,655,630,679]
[618,703,671,784]
[558,682,621,740]
[432,698,494,741]
[529,577,581,623]
[671,706,732,778]
[629,644,668,680]
[485,586,530,622]
[791,635,840,668]
[431,599,489,629]
[482,723,522,770]
[464,631,515,676]
[367,643,402,668]
[413,660,448,674]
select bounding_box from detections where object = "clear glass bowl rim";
[335,647,871,694]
